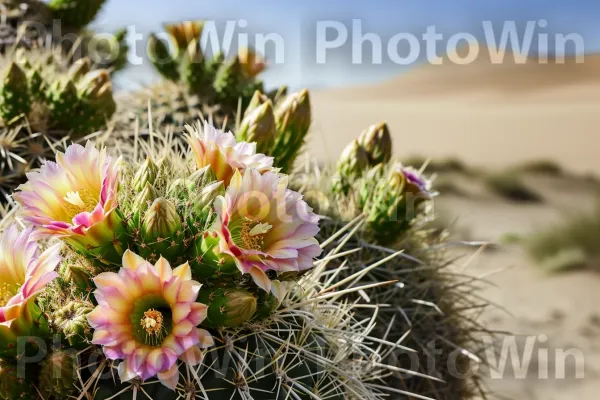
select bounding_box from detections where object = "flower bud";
[197,287,258,328]
[194,181,224,216]
[244,90,269,118]
[62,264,93,292]
[237,100,276,154]
[272,89,312,172]
[133,182,158,215]
[358,121,393,166]
[68,57,92,82]
[165,20,204,52]
[132,157,158,191]
[337,139,369,179]
[142,198,182,240]
[238,47,266,78]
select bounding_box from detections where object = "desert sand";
[310,51,600,175]
[309,51,600,399]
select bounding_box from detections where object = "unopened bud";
[142,198,182,240]
[198,287,258,328]
[132,157,158,191]
[237,100,276,154]
[358,122,392,166]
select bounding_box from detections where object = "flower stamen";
[231,218,271,251]
[140,309,166,346]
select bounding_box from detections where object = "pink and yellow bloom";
[213,169,322,292]
[87,250,213,389]
[187,123,274,185]
[0,224,59,327]
[13,142,122,256]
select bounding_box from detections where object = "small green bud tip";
[196,181,225,213]
[68,57,92,81]
[244,90,269,118]
[239,100,276,145]
[148,34,172,60]
[133,183,159,214]
[202,289,258,328]
[358,121,393,165]
[337,139,369,177]
[276,89,312,134]
[132,157,158,191]
[142,198,182,239]
[63,264,93,291]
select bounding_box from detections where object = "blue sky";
[89,0,600,90]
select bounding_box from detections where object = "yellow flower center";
[62,189,97,221]
[231,217,272,251]
[0,282,18,306]
[140,309,166,346]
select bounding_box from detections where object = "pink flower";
[13,142,122,251]
[87,250,213,390]
[187,123,274,185]
[212,169,322,292]
[0,225,59,326]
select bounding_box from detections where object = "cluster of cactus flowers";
[0,0,128,72]
[0,121,421,399]
[0,48,117,204]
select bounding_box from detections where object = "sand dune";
[310,49,600,174]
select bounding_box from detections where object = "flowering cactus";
[13,142,125,264]
[0,225,59,356]
[87,250,213,388]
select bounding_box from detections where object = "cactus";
[4,120,436,399]
[47,0,107,29]
[126,20,282,132]
[0,361,35,399]
[0,48,117,205]
[0,0,127,72]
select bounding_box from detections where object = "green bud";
[267,85,288,104]
[0,62,31,124]
[244,90,269,117]
[132,157,159,191]
[195,181,224,213]
[62,264,93,292]
[147,33,180,82]
[189,165,217,188]
[142,198,182,240]
[68,57,92,82]
[39,351,76,398]
[272,89,311,172]
[213,56,245,106]
[358,121,392,166]
[182,38,209,93]
[337,139,369,179]
[133,183,158,216]
[237,100,276,154]
[197,287,258,328]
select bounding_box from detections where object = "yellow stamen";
[64,191,86,209]
[0,282,18,306]
[62,189,98,221]
[140,308,165,345]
